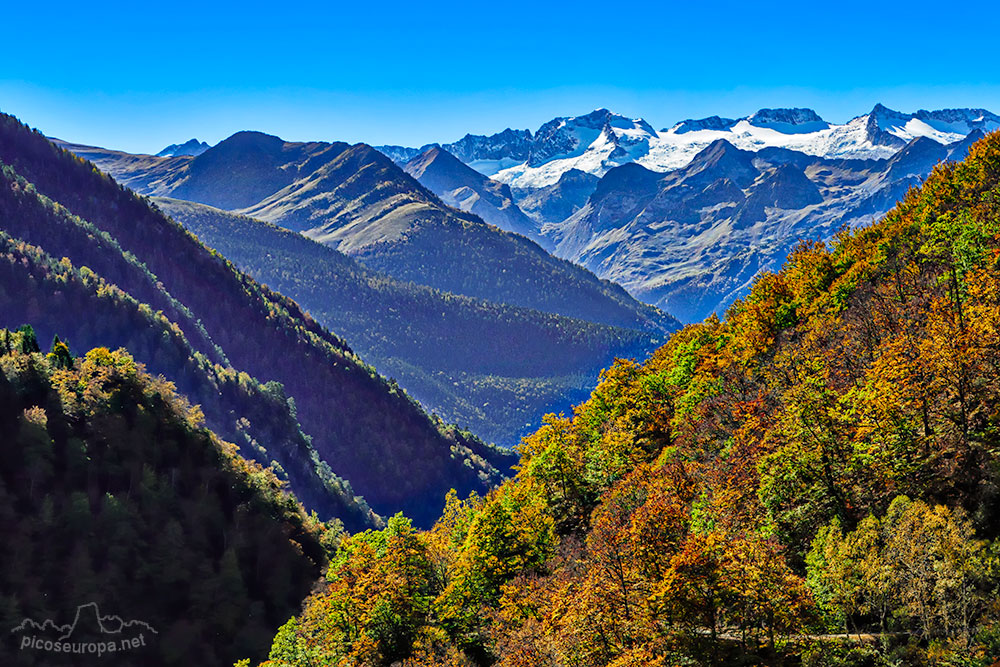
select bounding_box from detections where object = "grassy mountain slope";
[49,140,193,195]
[0,331,330,666]
[1,113,509,527]
[256,132,1000,666]
[155,196,664,446]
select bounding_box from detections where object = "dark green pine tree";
[16,324,39,353]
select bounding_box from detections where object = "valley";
[7,3,1000,665]
[3,100,999,667]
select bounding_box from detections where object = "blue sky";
[2,0,999,153]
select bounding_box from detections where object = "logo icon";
[11,602,157,657]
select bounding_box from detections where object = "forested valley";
[248,132,1000,667]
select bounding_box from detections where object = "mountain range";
[401,145,541,243]
[544,131,982,321]
[54,130,679,446]
[379,104,1000,189]
[55,132,673,331]
[48,104,996,434]
[59,104,995,326]
[376,104,998,320]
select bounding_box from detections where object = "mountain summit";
[402,146,541,241]
[747,107,825,125]
[155,138,210,157]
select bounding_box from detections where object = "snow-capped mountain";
[746,107,828,130]
[379,105,999,193]
[494,109,660,190]
[532,105,996,190]
[156,138,210,157]
[527,109,657,166]
[369,105,998,323]
[544,133,979,322]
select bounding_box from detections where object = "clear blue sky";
[2,0,999,153]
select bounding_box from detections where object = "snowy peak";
[869,102,903,117]
[156,138,210,157]
[670,116,738,134]
[864,103,912,146]
[855,103,1000,149]
[746,108,829,134]
[608,112,657,137]
[555,108,637,131]
[673,109,826,135]
[528,109,656,167]
[576,108,617,126]
[913,108,1000,135]
[748,108,825,125]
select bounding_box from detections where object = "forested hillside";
[0,112,511,527]
[252,133,1000,666]
[0,330,330,666]
[0,209,374,529]
[156,196,664,446]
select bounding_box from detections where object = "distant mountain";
[3,113,511,527]
[529,108,657,167]
[60,131,679,335]
[402,146,542,243]
[443,127,534,164]
[154,197,666,446]
[61,105,991,327]
[380,105,999,192]
[377,104,997,322]
[672,115,738,133]
[543,134,978,322]
[155,138,209,157]
[745,107,829,131]
[377,127,532,174]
